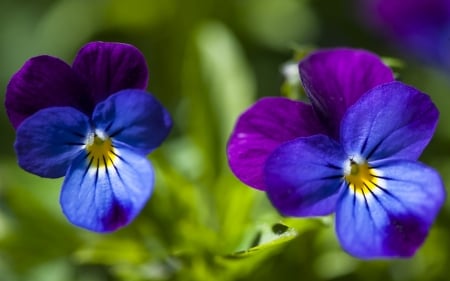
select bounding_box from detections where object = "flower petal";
[299,48,394,138]
[265,135,347,216]
[92,90,172,155]
[341,81,438,161]
[227,97,326,190]
[72,41,149,109]
[5,56,88,129]
[335,160,445,258]
[60,144,154,232]
[14,107,90,178]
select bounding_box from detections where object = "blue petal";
[14,107,90,178]
[335,160,445,258]
[92,90,172,155]
[60,144,154,232]
[265,135,347,217]
[341,81,438,161]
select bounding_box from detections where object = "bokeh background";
[1,0,450,280]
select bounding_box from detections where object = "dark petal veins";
[341,81,438,161]
[265,135,347,216]
[92,89,172,155]
[14,107,90,178]
[60,144,154,232]
[335,159,444,258]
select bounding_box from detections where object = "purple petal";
[265,135,347,216]
[92,90,172,155]
[341,81,438,161]
[336,160,444,258]
[227,97,326,190]
[72,41,149,109]
[299,48,394,138]
[60,144,154,232]
[5,56,88,129]
[14,107,90,178]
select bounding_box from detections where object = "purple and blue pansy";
[5,42,172,232]
[362,0,450,70]
[227,48,445,258]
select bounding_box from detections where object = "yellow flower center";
[344,160,379,195]
[85,132,116,169]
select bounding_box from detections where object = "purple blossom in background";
[5,42,172,232]
[362,0,450,70]
[227,48,445,258]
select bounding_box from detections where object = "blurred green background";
[1,0,450,280]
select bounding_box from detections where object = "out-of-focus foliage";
[1,0,450,280]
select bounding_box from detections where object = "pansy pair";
[5,43,445,259]
[227,48,445,258]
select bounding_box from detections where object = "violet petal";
[299,48,394,138]
[72,41,149,111]
[227,97,326,190]
[5,56,88,129]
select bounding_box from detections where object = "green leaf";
[225,222,298,259]
[180,20,256,174]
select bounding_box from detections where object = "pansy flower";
[227,48,445,258]
[5,42,172,232]
[362,0,450,70]
[227,48,394,190]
